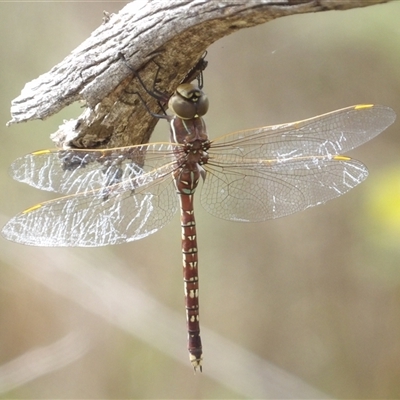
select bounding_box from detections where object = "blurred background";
[1,1,400,398]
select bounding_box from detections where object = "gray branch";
[8,0,391,148]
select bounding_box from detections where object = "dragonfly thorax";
[170,114,209,145]
[184,141,209,165]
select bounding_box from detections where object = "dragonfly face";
[1,83,396,370]
[168,83,209,120]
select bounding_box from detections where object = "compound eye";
[169,84,209,119]
[195,95,209,117]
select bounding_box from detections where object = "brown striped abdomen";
[175,163,202,371]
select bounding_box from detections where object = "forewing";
[9,143,181,195]
[2,164,178,247]
[201,156,368,221]
[211,105,395,159]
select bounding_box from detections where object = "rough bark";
[8,0,391,148]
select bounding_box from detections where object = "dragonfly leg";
[119,52,169,116]
[181,51,208,89]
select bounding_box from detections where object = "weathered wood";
[8,0,391,148]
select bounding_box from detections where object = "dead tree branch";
[8,0,391,148]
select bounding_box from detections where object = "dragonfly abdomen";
[176,166,203,371]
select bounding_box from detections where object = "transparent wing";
[201,104,395,222]
[2,163,178,247]
[211,105,396,159]
[201,156,368,221]
[9,143,182,195]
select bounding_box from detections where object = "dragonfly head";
[169,83,209,120]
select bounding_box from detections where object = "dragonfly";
[1,79,396,371]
